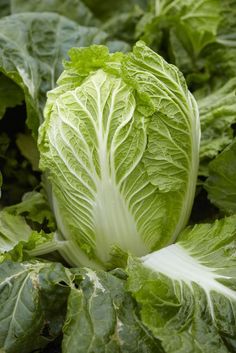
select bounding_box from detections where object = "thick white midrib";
[96,78,111,182]
[142,244,236,318]
[92,79,147,261]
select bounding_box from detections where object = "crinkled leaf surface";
[127,215,236,353]
[0,260,70,353]
[62,268,162,353]
[0,210,31,254]
[205,139,236,214]
[0,230,59,264]
[203,0,236,90]
[39,42,200,268]
[0,13,120,135]
[197,78,236,172]
[137,0,221,55]
[0,191,58,262]
[217,0,236,47]
[2,191,55,231]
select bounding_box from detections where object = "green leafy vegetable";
[0,13,124,135]
[62,268,162,353]
[0,191,58,262]
[197,78,236,176]
[0,210,32,254]
[127,215,236,353]
[136,0,221,69]
[0,260,70,353]
[0,2,235,353]
[38,41,200,269]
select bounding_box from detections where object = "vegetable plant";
[0,1,236,353]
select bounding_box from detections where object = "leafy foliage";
[0,1,236,353]
[205,139,236,213]
[62,268,162,353]
[127,216,236,352]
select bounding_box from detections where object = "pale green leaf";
[39,42,200,268]
[0,210,31,254]
[127,215,236,353]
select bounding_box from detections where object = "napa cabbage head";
[38,42,200,269]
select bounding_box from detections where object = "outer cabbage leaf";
[205,139,236,214]
[0,191,60,262]
[136,0,221,57]
[134,0,226,90]
[127,215,236,353]
[0,210,32,255]
[2,191,56,231]
[62,268,163,353]
[0,13,124,135]
[11,0,99,27]
[39,42,200,269]
[0,260,70,353]
[197,78,236,176]
[217,0,236,47]
[205,44,236,90]
[203,0,236,89]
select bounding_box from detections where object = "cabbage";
[38,42,200,268]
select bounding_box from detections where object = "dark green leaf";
[0,74,24,119]
[11,0,99,27]
[62,268,162,353]
[205,139,236,213]
[0,13,117,135]
[0,261,70,353]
